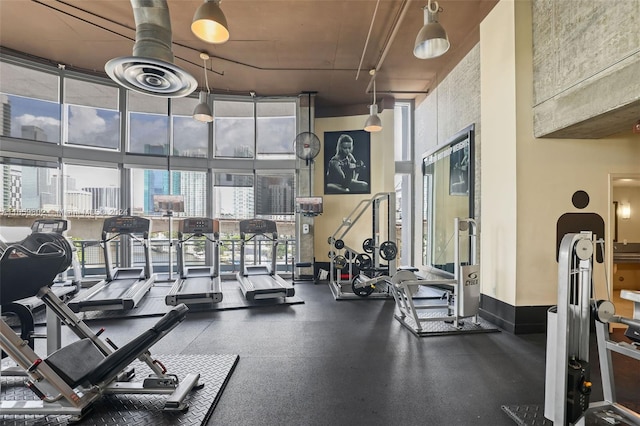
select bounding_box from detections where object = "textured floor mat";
[1,353,239,426]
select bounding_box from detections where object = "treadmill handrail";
[176,230,220,280]
[99,215,153,281]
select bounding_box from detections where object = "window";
[256,102,296,158]
[213,100,254,158]
[394,101,413,264]
[63,163,120,215]
[128,91,169,154]
[395,173,411,266]
[64,78,120,150]
[131,168,207,218]
[255,173,295,216]
[172,96,208,158]
[0,162,60,213]
[213,172,254,219]
[0,61,60,143]
[1,53,300,279]
[394,101,412,161]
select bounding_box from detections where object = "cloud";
[14,114,61,142]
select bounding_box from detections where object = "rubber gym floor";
[27,281,640,425]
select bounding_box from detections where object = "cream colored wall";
[480,0,640,307]
[313,110,395,262]
[480,0,519,305]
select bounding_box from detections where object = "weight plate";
[334,255,347,270]
[379,241,397,261]
[362,238,374,253]
[595,300,615,323]
[334,239,345,250]
[354,253,372,269]
[351,275,375,297]
[328,250,336,259]
[328,236,335,245]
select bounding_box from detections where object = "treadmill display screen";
[180,218,219,234]
[31,219,68,234]
[103,216,151,234]
[239,219,277,235]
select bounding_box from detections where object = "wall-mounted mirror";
[422,124,475,273]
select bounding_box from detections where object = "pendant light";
[193,53,214,122]
[414,0,450,59]
[191,0,230,44]
[364,69,382,133]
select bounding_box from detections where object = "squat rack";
[326,192,396,300]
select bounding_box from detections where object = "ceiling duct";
[105,0,197,97]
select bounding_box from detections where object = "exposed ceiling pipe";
[355,0,381,81]
[365,0,412,101]
[105,0,197,97]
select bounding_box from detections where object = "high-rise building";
[21,166,56,209]
[21,125,47,141]
[180,171,206,216]
[0,94,11,137]
[65,190,93,213]
[143,169,180,214]
[1,165,22,210]
[256,176,293,216]
[233,186,254,219]
[81,187,119,214]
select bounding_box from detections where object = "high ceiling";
[0,0,498,115]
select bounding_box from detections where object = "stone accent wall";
[532,0,640,138]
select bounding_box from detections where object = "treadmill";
[236,219,295,301]
[165,217,223,306]
[68,215,156,312]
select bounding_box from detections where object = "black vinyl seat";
[44,304,189,388]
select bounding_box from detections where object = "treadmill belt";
[246,274,284,291]
[175,276,213,294]
[55,281,303,323]
[82,279,141,302]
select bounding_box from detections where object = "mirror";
[422,124,475,273]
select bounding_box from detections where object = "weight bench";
[0,232,202,420]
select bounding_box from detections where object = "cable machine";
[544,232,640,425]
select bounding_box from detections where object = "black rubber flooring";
[4,282,639,425]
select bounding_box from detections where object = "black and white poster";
[324,130,371,195]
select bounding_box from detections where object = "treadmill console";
[239,219,277,235]
[180,218,219,235]
[31,219,68,234]
[102,216,151,234]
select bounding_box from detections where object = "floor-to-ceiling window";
[0,52,298,278]
[394,101,414,266]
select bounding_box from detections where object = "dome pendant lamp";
[364,69,382,133]
[414,0,450,59]
[191,0,230,44]
[193,53,214,122]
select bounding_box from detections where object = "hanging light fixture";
[191,0,230,44]
[193,53,214,122]
[364,69,382,133]
[413,0,450,59]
